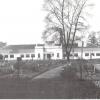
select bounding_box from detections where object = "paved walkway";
[33,64,67,79]
[94,64,100,70]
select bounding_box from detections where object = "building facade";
[70,47,100,60]
[0,44,63,60]
[0,43,100,60]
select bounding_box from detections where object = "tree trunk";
[67,56,70,62]
[67,52,70,62]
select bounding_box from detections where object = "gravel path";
[33,64,67,79]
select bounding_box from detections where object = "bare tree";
[42,0,93,61]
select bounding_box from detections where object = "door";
[47,54,51,60]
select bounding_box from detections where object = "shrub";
[60,63,77,80]
[0,67,14,74]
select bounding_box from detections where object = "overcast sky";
[0,0,99,45]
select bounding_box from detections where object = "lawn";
[0,59,99,99]
[0,64,99,99]
[0,60,67,78]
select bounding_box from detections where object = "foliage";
[87,31,98,47]
[0,67,14,74]
[0,62,14,74]
[0,42,6,48]
[0,54,3,60]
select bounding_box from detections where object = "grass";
[0,60,100,98]
[0,60,67,78]
[0,75,98,99]
[0,66,99,99]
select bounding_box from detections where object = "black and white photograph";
[0,0,100,99]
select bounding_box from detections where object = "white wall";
[71,48,100,60]
[35,46,44,60]
[44,45,63,59]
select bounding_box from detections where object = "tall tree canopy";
[87,32,98,47]
[86,31,100,47]
[42,0,93,61]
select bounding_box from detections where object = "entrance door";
[47,54,51,60]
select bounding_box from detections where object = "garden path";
[33,64,67,79]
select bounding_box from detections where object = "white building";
[0,43,100,61]
[70,47,100,60]
[0,44,63,60]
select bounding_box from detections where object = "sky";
[88,0,100,31]
[0,0,99,45]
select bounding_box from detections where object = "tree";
[14,57,23,78]
[42,0,92,61]
[97,31,100,46]
[0,54,3,61]
[86,32,98,47]
[0,42,6,48]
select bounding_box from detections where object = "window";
[57,53,59,58]
[52,53,54,56]
[4,55,8,58]
[10,55,14,58]
[91,53,95,56]
[74,53,78,57]
[26,54,30,58]
[85,53,89,56]
[47,54,51,59]
[96,53,100,56]
[70,54,73,56]
[38,53,40,58]
[21,54,24,58]
[31,54,35,58]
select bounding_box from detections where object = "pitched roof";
[4,44,36,50]
[37,44,45,46]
